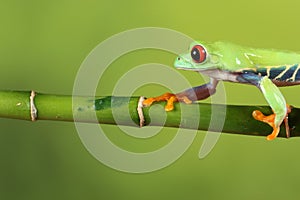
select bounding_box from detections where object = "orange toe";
[165,95,177,111]
[180,96,193,104]
[252,110,275,127]
[252,110,265,121]
[266,127,280,140]
[142,97,155,107]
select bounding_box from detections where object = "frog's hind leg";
[237,73,289,140]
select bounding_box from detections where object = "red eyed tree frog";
[142,41,299,140]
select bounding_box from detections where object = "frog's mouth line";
[174,56,216,71]
[175,67,217,72]
[175,67,204,71]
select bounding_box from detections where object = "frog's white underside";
[199,69,239,82]
[176,67,239,82]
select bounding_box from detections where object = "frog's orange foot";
[142,93,177,111]
[252,105,292,140]
[252,110,280,140]
[142,93,192,111]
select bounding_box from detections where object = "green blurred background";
[1,0,300,199]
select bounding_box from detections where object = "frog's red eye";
[191,45,207,63]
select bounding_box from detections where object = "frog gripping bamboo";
[143,40,300,140]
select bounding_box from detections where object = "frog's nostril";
[177,57,181,61]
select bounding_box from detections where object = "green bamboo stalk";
[0,90,299,138]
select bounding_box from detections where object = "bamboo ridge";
[0,90,299,138]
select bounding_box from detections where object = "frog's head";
[174,41,221,71]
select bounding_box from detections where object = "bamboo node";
[137,96,146,127]
[30,90,37,121]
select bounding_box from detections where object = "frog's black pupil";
[191,48,200,61]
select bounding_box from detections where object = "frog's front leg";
[237,73,291,140]
[142,78,218,111]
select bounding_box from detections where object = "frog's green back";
[212,41,300,71]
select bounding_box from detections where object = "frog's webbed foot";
[252,110,279,140]
[142,92,192,111]
[252,105,291,140]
